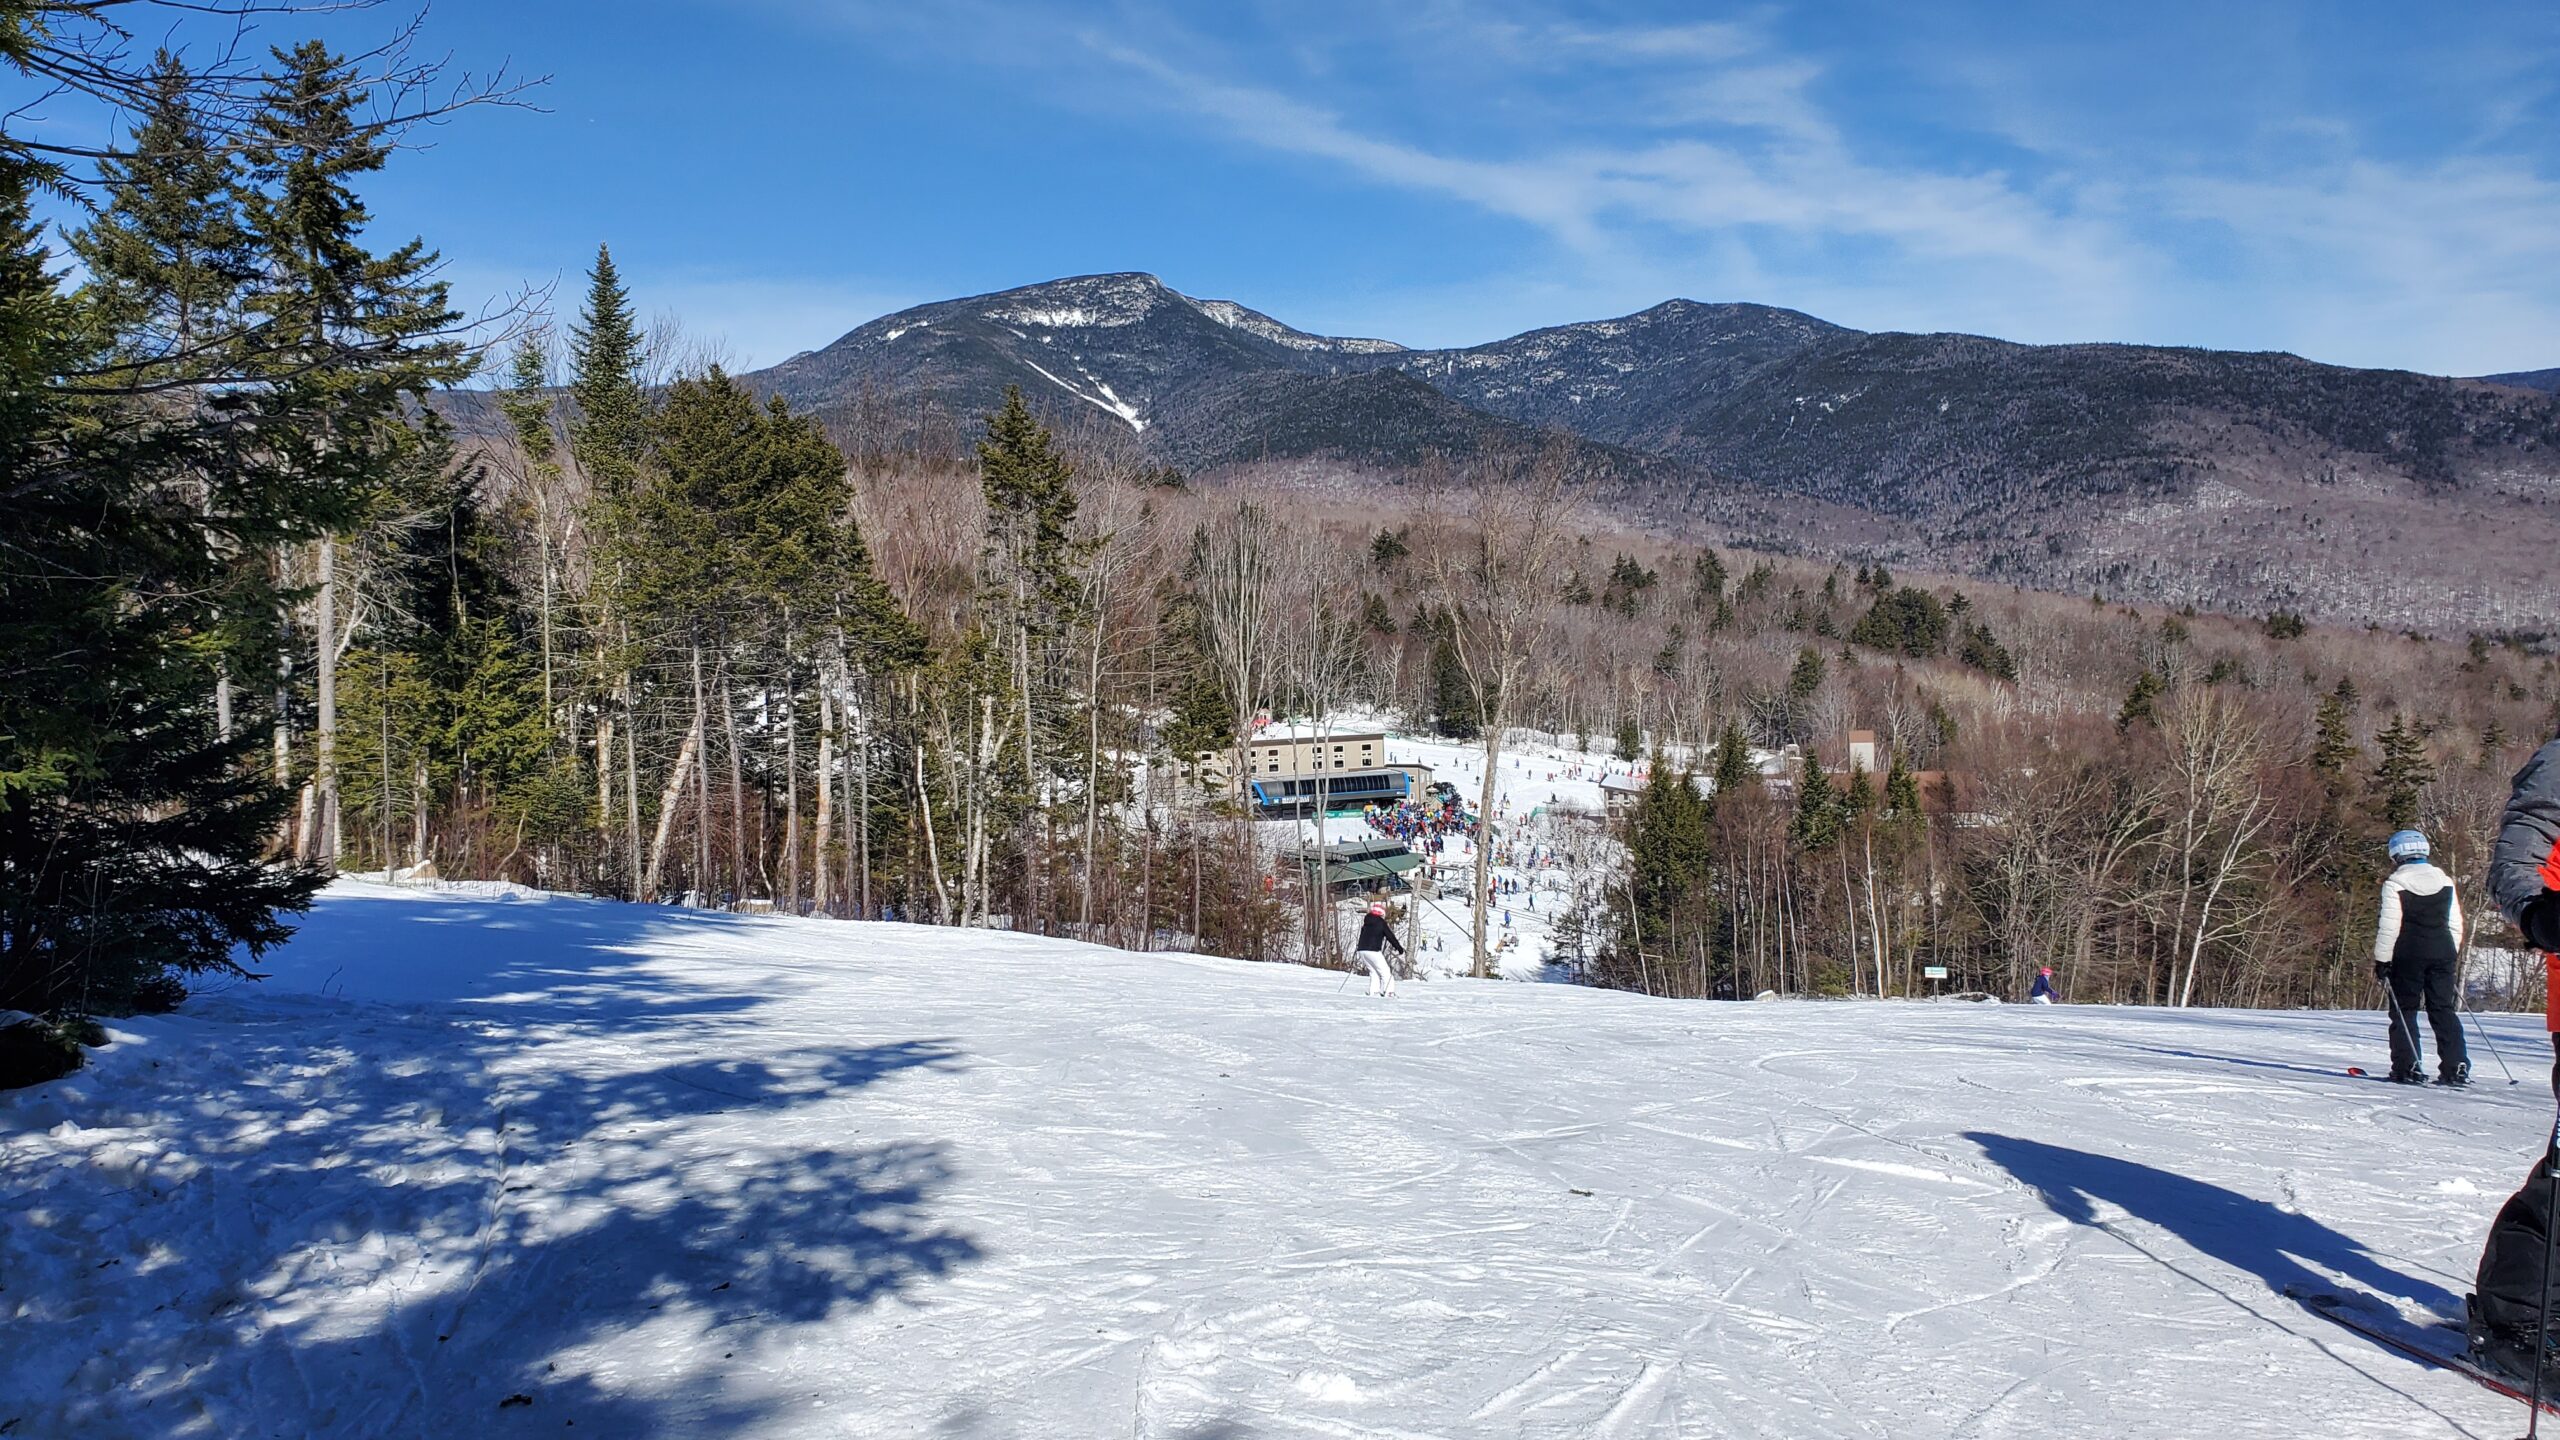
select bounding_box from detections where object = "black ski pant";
[2386,954,2466,1079]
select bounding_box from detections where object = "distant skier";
[2028,967,2058,1004]
[1353,902,1405,998]
[2375,829,2467,1086]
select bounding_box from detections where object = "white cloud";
[2156,158,2560,371]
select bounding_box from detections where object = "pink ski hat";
[1369,903,1387,916]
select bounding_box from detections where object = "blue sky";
[46,0,2560,374]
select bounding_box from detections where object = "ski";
[2288,1289,2560,1416]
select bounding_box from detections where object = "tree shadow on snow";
[1,890,985,1438]
[1965,1132,2458,1316]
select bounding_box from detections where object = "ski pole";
[2383,982,2420,1078]
[2470,996,2524,1086]
[2527,1103,2560,1438]
[2457,942,2522,1085]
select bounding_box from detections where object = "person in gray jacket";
[2463,729,2560,1384]
[2489,730,2560,1094]
[2377,829,2468,1085]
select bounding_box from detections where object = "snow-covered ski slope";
[5,881,2554,1438]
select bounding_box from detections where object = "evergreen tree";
[1790,749,1842,850]
[569,246,656,891]
[2369,713,2434,830]
[1160,607,1234,765]
[1430,629,1481,740]
[1842,763,1876,816]
[1614,717,1641,763]
[1652,624,1684,677]
[2309,686,2360,794]
[1711,722,1754,801]
[2117,669,2165,732]
[0,161,321,1015]
[240,39,469,864]
[977,388,1087,909]
[1611,763,1714,989]
[1691,548,1726,608]
[1958,622,2017,681]
[1884,752,1923,816]
[496,332,570,732]
[1788,646,1827,700]
[68,50,253,378]
[568,245,649,495]
[1851,586,1950,657]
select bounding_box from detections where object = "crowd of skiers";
[1360,797,1479,853]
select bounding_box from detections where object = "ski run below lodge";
[5,879,2558,1438]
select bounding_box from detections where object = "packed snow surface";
[5,881,2555,1438]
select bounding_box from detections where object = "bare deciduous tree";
[1420,440,1578,978]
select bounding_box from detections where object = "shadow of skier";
[1965,1131,2459,1315]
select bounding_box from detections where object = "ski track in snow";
[3,880,2553,1438]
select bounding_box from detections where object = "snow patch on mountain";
[1188,296,1405,355]
[988,305,1127,330]
[1021,356,1145,431]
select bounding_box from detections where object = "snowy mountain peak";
[978,272,1171,330]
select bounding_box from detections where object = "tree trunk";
[813,675,833,915]
[720,656,747,904]
[693,645,714,903]
[643,719,701,901]
[1081,621,1104,932]
[538,506,555,728]
[622,686,642,901]
[1471,716,1503,978]
[1139,768,1155,951]
[273,590,293,851]
[595,707,615,846]
[914,706,951,923]
[411,757,428,867]
[315,537,339,865]
[785,669,802,915]
[853,674,870,920]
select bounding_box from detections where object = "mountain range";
[569,273,2560,628]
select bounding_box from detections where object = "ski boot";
[2468,1294,2560,1391]
[2388,1067,2428,1085]
[2438,1063,2472,1088]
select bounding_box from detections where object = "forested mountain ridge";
[730,273,2560,629]
[2481,367,2560,394]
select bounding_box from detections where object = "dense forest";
[6,3,2556,1054]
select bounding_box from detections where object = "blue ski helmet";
[2386,829,2431,863]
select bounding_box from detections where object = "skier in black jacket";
[2375,829,2467,1085]
[1353,902,1405,998]
[2489,730,2560,1090]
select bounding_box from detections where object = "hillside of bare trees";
[377,261,2560,1016]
